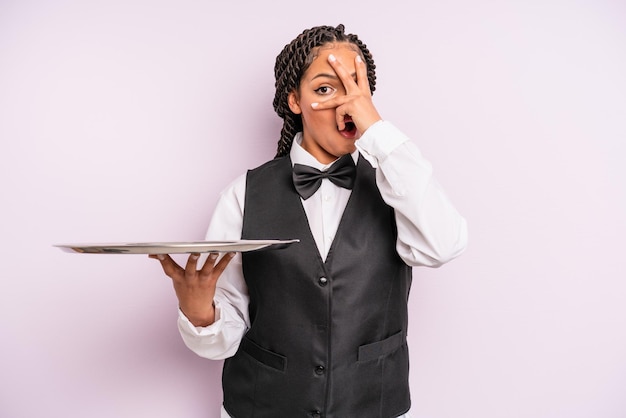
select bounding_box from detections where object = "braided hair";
[273,24,377,157]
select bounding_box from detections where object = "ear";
[288,90,302,114]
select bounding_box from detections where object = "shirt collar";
[289,132,359,170]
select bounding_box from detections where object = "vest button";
[310,410,322,418]
[315,365,325,375]
[318,277,328,286]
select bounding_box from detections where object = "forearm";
[178,297,247,360]
[177,255,250,360]
[357,121,468,266]
[177,176,251,359]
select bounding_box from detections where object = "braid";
[273,24,377,158]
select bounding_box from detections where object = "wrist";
[180,302,215,327]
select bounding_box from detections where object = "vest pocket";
[357,330,406,363]
[240,336,287,372]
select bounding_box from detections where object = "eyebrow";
[311,72,357,81]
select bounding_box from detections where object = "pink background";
[2,1,625,417]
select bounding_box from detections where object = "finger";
[198,252,219,275]
[212,252,236,277]
[354,54,372,96]
[184,253,201,276]
[336,105,347,131]
[149,253,184,279]
[327,53,358,94]
[199,252,234,280]
[311,95,350,111]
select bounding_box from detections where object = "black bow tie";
[292,154,356,200]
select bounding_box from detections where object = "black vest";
[222,155,412,418]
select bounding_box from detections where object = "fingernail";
[191,254,199,260]
[356,55,362,63]
[209,253,218,260]
[311,102,319,108]
[157,254,165,260]
[328,54,336,62]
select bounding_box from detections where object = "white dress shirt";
[178,120,467,418]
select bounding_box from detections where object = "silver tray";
[54,239,299,254]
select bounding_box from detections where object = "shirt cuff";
[177,301,223,336]
[356,120,410,165]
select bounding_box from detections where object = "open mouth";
[339,116,358,139]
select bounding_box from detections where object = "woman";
[151,24,468,418]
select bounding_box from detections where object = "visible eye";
[314,86,336,96]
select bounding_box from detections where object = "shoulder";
[248,156,290,173]
[217,156,291,204]
[247,156,291,180]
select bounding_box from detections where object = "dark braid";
[273,24,377,158]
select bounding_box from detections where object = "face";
[288,42,361,164]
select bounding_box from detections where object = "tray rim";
[54,239,299,254]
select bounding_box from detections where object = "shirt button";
[315,365,325,375]
[310,411,322,418]
[318,277,328,287]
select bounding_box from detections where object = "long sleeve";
[356,120,468,267]
[178,121,468,359]
[177,175,250,359]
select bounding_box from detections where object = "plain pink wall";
[2,1,625,417]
